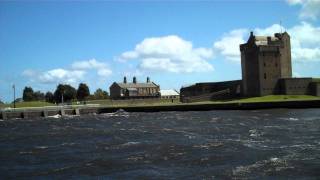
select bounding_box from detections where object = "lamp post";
[61,91,64,106]
[12,84,16,109]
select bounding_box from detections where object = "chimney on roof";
[250,31,254,37]
[123,76,127,84]
[133,76,137,84]
[147,77,150,83]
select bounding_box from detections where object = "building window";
[264,73,267,79]
[263,62,266,67]
[275,62,278,67]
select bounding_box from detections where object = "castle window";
[275,62,278,67]
[264,73,267,79]
[263,62,266,67]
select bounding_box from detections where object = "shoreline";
[1,99,320,120]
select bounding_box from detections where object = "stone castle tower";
[240,31,292,96]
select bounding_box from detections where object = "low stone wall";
[23,111,43,119]
[310,82,320,96]
[79,108,99,115]
[102,100,320,112]
[180,80,242,102]
[47,110,60,116]
[279,78,312,95]
[0,107,99,120]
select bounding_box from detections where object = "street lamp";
[61,89,65,106]
[12,84,16,109]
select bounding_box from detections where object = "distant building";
[180,32,320,102]
[109,77,160,99]
[160,90,180,99]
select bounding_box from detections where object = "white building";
[160,89,180,99]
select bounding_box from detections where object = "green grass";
[175,95,320,105]
[1,95,319,109]
[0,104,7,109]
[0,101,54,109]
[312,78,320,82]
[230,95,320,103]
[87,95,320,107]
[86,99,182,107]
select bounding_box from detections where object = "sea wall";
[1,100,320,120]
[99,100,320,113]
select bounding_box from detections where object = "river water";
[0,109,320,179]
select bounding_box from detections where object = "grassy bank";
[85,99,181,107]
[0,101,54,109]
[231,95,320,103]
[0,99,181,109]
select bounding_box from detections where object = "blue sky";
[1,0,320,102]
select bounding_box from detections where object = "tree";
[45,91,54,103]
[13,98,23,103]
[93,88,109,100]
[86,94,95,100]
[23,87,34,101]
[53,84,76,103]
[77,83,90,101]
[33,91,45,101]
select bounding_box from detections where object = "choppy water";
[1,109,320,179]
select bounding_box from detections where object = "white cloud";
[293,71,302,77]
[22,69,37,77]
[288,21,320,47]
[287,0,304,5]
[23,68,86,84]
[39,69,86,84]
[287,0,320,20]
[23,59,112,84]
[291,47,320,61]
[71,59,105,70]
[254,24,284,36]
[213,22,320,63]
[97,68,112,77]
[120,51,139,59]
[288,22,320,62]
[120,35,214,73]
[71,59,112,78]
[213,29,248,62]
[251,21,320,62]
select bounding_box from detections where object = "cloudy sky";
[1,0,320,102]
